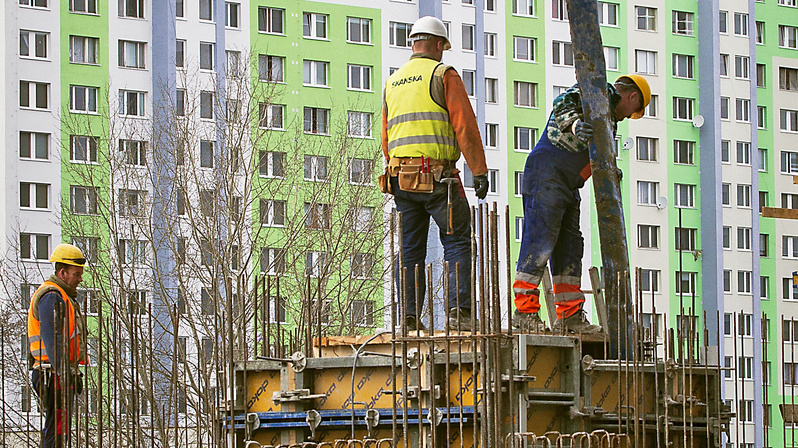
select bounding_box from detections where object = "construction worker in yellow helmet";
[28,243,88,448]
[513,74,651,334]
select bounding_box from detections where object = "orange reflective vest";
[27,281,87,367]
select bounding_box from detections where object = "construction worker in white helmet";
[381,16,488,331]
[513,75,651,334]
[28,243,88,448]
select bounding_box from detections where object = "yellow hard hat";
[617,74,651,119]
[50,243,86,267]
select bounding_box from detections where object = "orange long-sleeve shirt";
[382,57,488,177]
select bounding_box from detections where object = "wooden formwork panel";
[446,363,478,408]
[524,346,564,391]
[312,367,400,410]
[246,370,282,413]
[525,408,564,436]
[589,371,657,416]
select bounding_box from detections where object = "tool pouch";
[398,167,434,193]
[378,166,393,195]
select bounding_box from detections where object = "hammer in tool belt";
[441,178,459,235]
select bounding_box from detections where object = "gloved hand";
[474,174,489,199]
[74,372,83,395]
[572,119,593,143]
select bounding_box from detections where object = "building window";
[780,25,798,49]
[225,2,239,28]
[513,36,535,62]
[734,13,749,36]
[636,6,656,31]
[636,137,658,161]
[118,189,146,216]
[720,97,729,119]
[513,171,524,196]
[175,0,183,17]
[198,0,212,20]
[260,199,285,227]
[674,184,695,208]
[20,30,48,59]
[70,135,98,163]
[261,248,285,275]
[552,41,574,66]
[258,103,285,130]
[462,70,475,97]
[118,90,145,116]
[638,224,659,249]
[735,55,750,79]
[175,40,184,68]
[304,204,331,230]
[784,235,798,258]
[720,140,731,163]
[756,21,765,44]
[258,7,284,33]
[120,139,146,166]
[639,269,660,293]
[20,182,48,209]
[347,64,371,91]
[672,11,694,35]
[512,0,535,16]
[20,132,49,160]
[118,40,145,68]
[303,12,328,39]
[119,0,144,18]
[303,60,328,87]
[675,271,696,295]
[736,98,750,122]
[259,151,285,178]
[351,254,374,280]
[737,184,752,208]
[349,206,373,233]
[603,47,619,71]
[514,127,536,152]
[347,17,371,43]
[303,107,330,135]
[199,42,214,70]
[719,10,727,33]
[758,106,767,129]
[672,97,694,121]
[389,22,412,47]
[20,81,49,110]
[597,2,618,26]
[485,78,498,103]
[724,270,732,292]
[644,95,658,117]
[635,50,657,75]
[70,85,98,113]
[258,55,284,83]
[675,227,696,251]
[736,141,751,165]
[351,300,374,326]
[20,0,48,7]
[672,54,694,79]
[199,91,214,119]
[780,109,798,132]
[350,158,374,185]
[783,193,798,209]
[552,0,568,20]
[461,24,475,51]
[199,140,214,168]
[673,140,695,165]
[347,111,372,138]
[304,155,329,182]
[720,54,729,77]
[737,227,752,250]
[70,186,98,215]
[722,183,731,206]
[722,226,731,249]
[637,181,658,205]
[20,233,49,260]
[484,33,496,56]
[514,81,536,107]
[484,123,498,149]
[780,67,798,90]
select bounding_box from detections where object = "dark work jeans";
[391,176,472,317]
[31,369,63,448]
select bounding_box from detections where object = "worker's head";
[50,243,85,289]
[613,75,651,121]
[410,16,451,61]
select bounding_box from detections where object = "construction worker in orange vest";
[28,243,88,448]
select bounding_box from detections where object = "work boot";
[448,307,472,331]
[401,315,427,332]
[552,310,602,334]
[513,310,548,333]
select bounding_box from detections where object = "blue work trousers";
[391,176,472,316]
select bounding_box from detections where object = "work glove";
[474,174,489,199]
[572,119,593,143]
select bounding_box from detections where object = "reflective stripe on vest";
[384,58,459,160]
[27,281,86,366]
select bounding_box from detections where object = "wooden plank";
[541,267,557,323]
[762,207,798,220]
[588,267,610,337]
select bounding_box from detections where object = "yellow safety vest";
[27,281,88,367]
[384,57,459,161]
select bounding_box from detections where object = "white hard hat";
[409,16,451,50]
